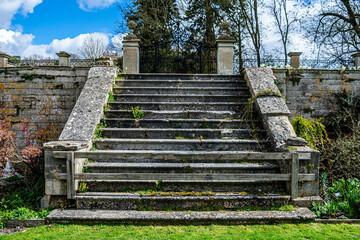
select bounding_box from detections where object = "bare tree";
[314,0,360,62]
[79,35,108,59]
[239,0,262,66]
[271,0,299,65]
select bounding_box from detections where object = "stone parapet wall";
[0,66,90,146]
[273,69,360,119]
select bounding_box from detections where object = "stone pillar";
[122,21,140,74]
[288,52,302,68]
[216,21,236,75]
[352,52,360,68]
[56,51,71,66]
[0,52,10,67]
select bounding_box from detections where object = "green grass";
[2,223,359,239]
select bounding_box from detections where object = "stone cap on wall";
[58,66,117,142]
[0,52,10,58]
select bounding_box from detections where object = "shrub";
[291,115,328,149]
[324,88,360,137]
[318,125,360,180]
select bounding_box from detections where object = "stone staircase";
[73,74,293,211]
[46,72,318,224]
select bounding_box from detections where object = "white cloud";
[77,0,120,11]
[0,29,110,58]
[0,0,42,28]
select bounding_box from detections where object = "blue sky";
[11,0,126,45]
[0,0,320,59]
[0,0,130,58]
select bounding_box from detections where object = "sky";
[0,0,321,59]
[0,0,129,58]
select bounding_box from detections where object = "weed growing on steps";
[108,91,115,102]
[93,116,107,139]
[129,106,144,119]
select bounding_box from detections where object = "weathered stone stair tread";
[114,87,247,90]
[114,94,248,102]
[108,102,246,111]
[94,138,268,151]
[104,110,242,119]
[101,128,264,139]
[105,118,259,129]
[47,208,316,224]
[75,192,287,199]
[85,162,278,172]
[62,150,296,161]
[121,73,243,79]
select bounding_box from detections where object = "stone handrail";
[42,66,117,208]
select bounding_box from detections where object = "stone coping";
[59,66,117,142]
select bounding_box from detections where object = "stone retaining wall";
[0,67,90,147]
[273,69,360,119]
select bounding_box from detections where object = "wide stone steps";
[74,193,290,210]
[105,118,258,129]
[85,162,279,174]
[113,87,249,95]
[104,110,243,119]
[116,79,244,88]
[47,208,317,225]
[108,101,246,111]
[113,94,248,103]
[101,128,265,139]
[78,150,285,163]
[81,179,286,193]
[93,138,269,151]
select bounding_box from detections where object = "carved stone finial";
[218,21,233,40]
[125,21,138,40]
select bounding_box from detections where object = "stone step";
[77,150,285,163]
[83,179,285,193]
[121,74,244,81]
[113,87,249,95]
[93,139,269,151]
[113,94,249,103]
[116,80,244,88]
[85,162,279,174]
[108,101,246,111]
[101,128,265,139]
[47,208,316,225]
[104,110,243,119]
[74,193,290,210]
[105,118,260,129]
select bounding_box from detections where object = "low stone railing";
[42,66,117,208]
[244,67,320,204]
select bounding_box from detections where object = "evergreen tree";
[185,0,222,45]
[124,0,180,45]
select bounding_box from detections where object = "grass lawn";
[1,223,359,240]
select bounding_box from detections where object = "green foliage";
[108,91,115,103]
[318,126,360,180]
[0,207,52,228]
[123,0,180,45]
[93,116,107,139]
[291,116,327,149]
[312,177,360,219]
[129,106,144,119]
[324,88,360,137]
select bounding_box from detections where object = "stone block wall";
[273,69,360,119]
[0,67,89,147]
